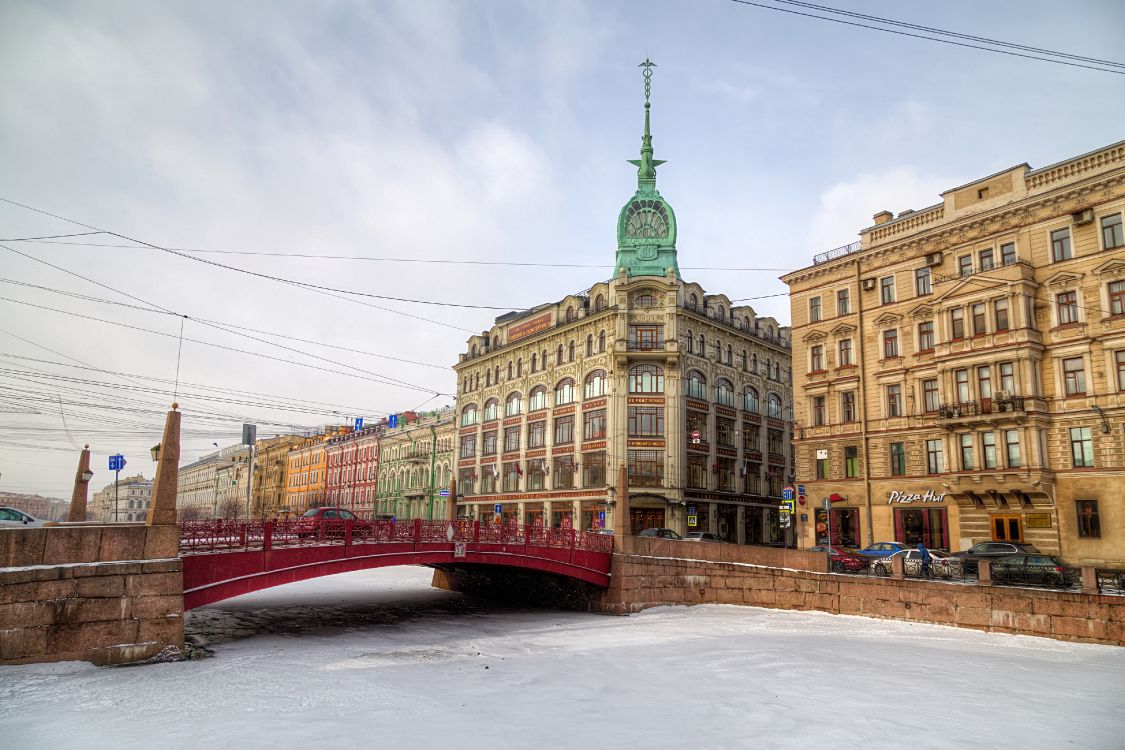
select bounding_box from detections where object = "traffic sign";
[687,514,698,527]
[354,417,364,431]
[598,511,606,526]
[691,429,701,444]
[388,414,399,428]
[797,484,806,496]
[439,488,450,497]
[494,503,502,514]
[782,487,794,500]
[108,454,126,472]
[453,541,466,558]
[780,515,792,529]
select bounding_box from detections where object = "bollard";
[891,553,905,580]
[1081,566,1097,595]
[978,559,991,585]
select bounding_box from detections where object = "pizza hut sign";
[887,489,947,505]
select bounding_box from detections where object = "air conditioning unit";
[1072,209,1094,225]
[925,252,943,267]
[861,278,877,291]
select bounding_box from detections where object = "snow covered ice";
[2,567,1123,749]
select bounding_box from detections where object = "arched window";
[716,306,725,321]
[744,387,760,413]
[460,404,478,427]
[634,293,657,308]
[766,358,772,378]
[494,366,500,383]
[586,335,594,356]
[767,325,774,339]
[568,341,575,362]
[594,294,605,311]
[555,378,576,405]
[529,385,548,412]
[598,330,606,352]
[686,330,693,354]
[716,379,735,407]
[566,305,576,322]
[688,293,698,310]
[698,334,705,353]
[483,398,499,422]
[628,364,665,394]
[507,361,513,380]
[584,369,607,399]
[741,350,748,371]
[726,344,733,364]
[505,392,522,417]
[557,344,564,364]
[686,370,707,399]
[531,353,538,372]
[752,352,758,372]
[516,358,522,377]
[485,369,492,387]
[744,316,751,330]
[471,344,478,357]
[774,363,781,380]
[541,350,547,369]
[492,336,500,348]
[765,393,782,418]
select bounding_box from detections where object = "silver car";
[871,548,963,578]
[0,506,46,528]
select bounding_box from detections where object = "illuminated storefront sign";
[887,490,947,504]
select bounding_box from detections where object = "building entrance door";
[895,508,949,549]
[630,508,665,534]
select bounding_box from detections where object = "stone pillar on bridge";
[67,444,93,522]
[613,462,629,537]
[146,404,181,526]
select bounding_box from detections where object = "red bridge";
[178,519,615,609]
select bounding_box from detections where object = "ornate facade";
[250,434,305,519]
[782,140,1125,564]
[373,408,455,521]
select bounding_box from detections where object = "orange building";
[284,428,349,516]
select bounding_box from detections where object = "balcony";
[934,256,1034,285]
[936,395,1036,427]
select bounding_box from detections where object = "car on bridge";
[638,527,682,540]
[683,531,720,542]
[951,542,1040,574]
[870,548,963,578]
[293,507,371,539]
[990,554,1077,587]
[0,507,47,528]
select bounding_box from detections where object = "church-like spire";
[627,59,666,190]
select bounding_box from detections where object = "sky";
[3,567,1123,748]
[0,0,1122,498]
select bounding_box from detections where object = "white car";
[871,548,963,578]
[0,506,47,528]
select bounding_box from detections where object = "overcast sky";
[1,0,1122,499]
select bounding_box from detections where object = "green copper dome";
[614,59,680,279]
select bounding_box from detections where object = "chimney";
[872,210,893,225]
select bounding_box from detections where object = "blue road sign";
[354,417,364,431]
[494,503,502,514]
[797,484,806,496]
[439,488,450,497]
[598,511,606,522]
[388,414,399,428]
[782,487,794,500]
[108,454,125,472]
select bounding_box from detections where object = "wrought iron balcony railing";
[937,396,1025,419]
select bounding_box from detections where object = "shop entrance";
[894,507,949,549]
[630,507,665,534]
[815,507,860,547]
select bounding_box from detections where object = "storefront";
[894,506,949,549]
[630,507,665,533]
[686,502,710,536]
[813,505,861,547]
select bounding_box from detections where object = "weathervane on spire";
[639,58,656,104]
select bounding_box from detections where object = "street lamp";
[81,469,94,482]
[150,444,161,462]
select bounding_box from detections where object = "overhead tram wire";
[728,0,1125,76]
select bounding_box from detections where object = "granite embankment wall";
[0,525,185,665]
[603,537,1124,646]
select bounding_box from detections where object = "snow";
[2,567,1123,750]
[0,558,179,573]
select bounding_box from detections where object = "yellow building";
[782,140,1125,565]
[283,430,340,516]
[250,434,305,519]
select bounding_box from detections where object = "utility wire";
[729,0,1125,76]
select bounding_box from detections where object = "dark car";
[683,531,720,542]
[952,541,1040,573]
[809,544,868,573]
[991,554,1078,587]
[293,507,369,539]
[638,527,682,540]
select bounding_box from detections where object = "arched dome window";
[554,378,576,405]
[594,294,606,311]
[744,387,760,413]
[460,404,478,427]
[584,369,607,399]
[529,385,548,412]
[505,392,522,417]
[716,379,734,407]
[686,370,707,400]
[628,364,664,394]
[765,393,782,418]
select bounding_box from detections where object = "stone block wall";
[0,525,185,665]
[603,538,1124,646]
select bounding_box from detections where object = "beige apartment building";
[176,443,249,519]
[91,474,152,523]
[250,434,304,519]
[782,140,1125,565]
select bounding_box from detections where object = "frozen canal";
[2,567,1123,749]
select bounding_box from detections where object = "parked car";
[871,549,963,578]
[809,544,868,573]
[952,542,1040,572]
[293,507,369,539]
[991,555,1078,587]
[0,506,46,528]
[638,527,682,540]
[683,531,720,542]
[856,541,914,558]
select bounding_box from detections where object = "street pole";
[114,467,120,523]
[824,497,833,548]
[428,424,437,521]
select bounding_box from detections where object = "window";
[628,364,664,393]
[628,324,664,350]
[599,330,606,352]
[972,303,986,335]
[880,276,895,304]
[815,454,828,479]
[812,396,826,426]
[594,293,606,311]
[686,370,707,399]
[503,462,520,492]
[955,369,970,402]
[886,384,902,417]
[950,308,965,340]
[553,456,575,490]
[554,378,576,406]
[918,321,934,352]
[503,426,520,453]
[1056,291,1078,325]
[809,296,822,322]
[923,378,939,412]
[1117,351,1125,391]
[810,345,824,372]
[716,379,735,407]
[1077,500,1101,538]
[688,293,698,310]
[527,459,546,490]
[1062,357,1086,396]
[1004,430,1020,468]
[460,404,478,427]
[839,338,853,366]
[926,439,944,474]
[765,393,782,419]
[890,442,906,476]
[977,366,992,400]
[744,388,759,413]
[583,452,605,487]
[716,417,735,447]
[628,406,664,437]
[1000,242,1016,265]
[634,293,657,308]
[1051,228,1072,262]
[687,454,707,488]
[1070,427,1094,467]
[554,415,575,445]
[837,288,850,314]
[841,391,855,422]
[883,329,899,358]
[584,409,606,440]
[459,434,476,459]
[527,420,546,449]
[586,335,593,356]
[979,248,994,271]
[845,446,859,478]
[568,341,575,362]
[482,430,497,456]
[628,450,663,486]
[743,426,760,452]
[999,362,1015,393]
[915,268,932,296]
[981,432,997,469]
[1109,281,1125,316]
[528,386,547,412]
[960,434,975,470]
[584,370,606,399]
[958,254,973,276]
[1103,213,1124,249]
[994,299,1009,331]
[505,392,522,417]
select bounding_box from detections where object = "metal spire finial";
[639,58,657,104]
